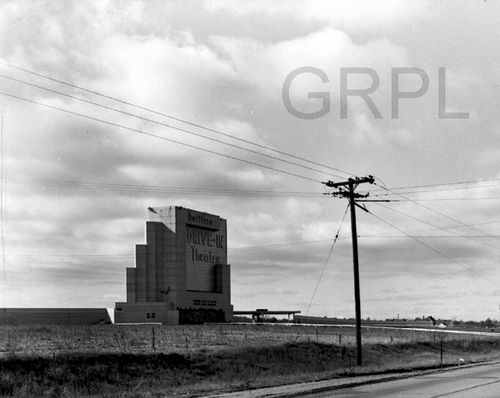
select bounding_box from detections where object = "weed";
[0,324,499,396]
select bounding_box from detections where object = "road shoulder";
[204,361,499,398]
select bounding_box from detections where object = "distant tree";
[484,318,495,328]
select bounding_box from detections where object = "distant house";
[403,316,436,328]
[436,319,454,328]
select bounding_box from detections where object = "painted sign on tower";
[115,206,233,325]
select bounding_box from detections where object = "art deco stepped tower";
[115,206,233,325]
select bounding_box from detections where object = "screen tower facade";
[115,206,233,325]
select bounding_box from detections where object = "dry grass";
[0,323,499,397]
[0,323,467,357]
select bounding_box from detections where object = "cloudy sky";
[1,0,500,322]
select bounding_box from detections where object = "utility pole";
[323,175,374,366]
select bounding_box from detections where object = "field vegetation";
[1,323,500,397]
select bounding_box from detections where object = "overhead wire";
[8,174,500,201]
[4,258,121,287]
[1,110,5,308]
[7,177,325,198]
[0,73,348,180]
[230,239,338,252]
[6,215,500,260]
[4,63,500,203]
[0,90,321,183]
[359,235,500,239]
[7,174,500,200]
[368,209,500,288]
[367,179,500,197]
[386,197,500,202]
[379,178,500,192]
[382,187,500,244]
[9,220,500,260]
[6,64,500,200]
[6,253,133,259]
[3,62,500,298]
[374,202,500,251]
[4,271,124,294]
[0,62,355,179]
[305,203,350,315]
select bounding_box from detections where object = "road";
[308,363,500,397]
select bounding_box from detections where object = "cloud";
[206,0,431,35]
[1,1,500,322]
[212,27,409,108]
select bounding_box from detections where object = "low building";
[115,206,233,325]
[293,315,436,328]
[436,319,454,328]
[0,308,111,325]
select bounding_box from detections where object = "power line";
[368,209,500,288]
[1,110,5,309]
[375,203,500,251]
[7,177,325,198]
[371,219,500,235]
[7,239,342,259]
[6,253,133,259]
[359,235,500,239]
[383,188,500,244]
[306,203,349,315]
[8,224,500,260]
[0,73,347,180]
[367,179,500,197]
[385,178,500,191]
[4,268,123,294]
[29,174,498,200]
[4,259,120,287]
[0,62,355,179]
[0,90,321,183]
[386,197,500,202]
[13,227,500,259]
[8,175,500,201]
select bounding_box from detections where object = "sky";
[0,0,499,322]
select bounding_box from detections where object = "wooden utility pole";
[323,175,374,366]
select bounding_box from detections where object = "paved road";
[308,363,500,397]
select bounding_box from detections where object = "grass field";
[1,323,500,397]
